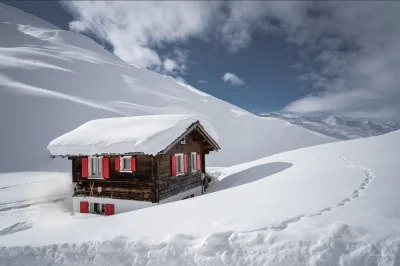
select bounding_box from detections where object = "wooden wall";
[71,130,206,203]
[72,155,154,202]
[157,132,204,201]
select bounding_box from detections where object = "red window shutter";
[80,201,89,213]
[196,154,201,170]
[102,158,109,178]
[171,156,177,176]
[191,194,194,198]
[184,155,188,173]
[81,158,88,178]
[115,157,120,171]
[131,157,136,172]
[105,203,114,216]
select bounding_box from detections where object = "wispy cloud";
[222,73,244,86]
[63,1,400,121]
[63,1,219,76]
[278,2,400,121]
[198,80,207,84]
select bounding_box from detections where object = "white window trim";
[180,137,186,144]
[175,153,185,176]
[120,156,132,173]
[88,156,103,179]
[191,152,197,172]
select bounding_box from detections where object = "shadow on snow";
[207,162,292,193]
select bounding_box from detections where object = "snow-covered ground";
[2,3,400,265]
[1,131,399,265]
[261,113,400,140]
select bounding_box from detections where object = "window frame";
[88,156,103,179]
[90,202,105,215]
[180,137,186,144]
[120,156,132,172]
[175,153,185,175]
[191,152,197,172]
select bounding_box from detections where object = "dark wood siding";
[158,172,201,201]
[72,155,154,202]
[70,131,206,203]
[157,132,204,201]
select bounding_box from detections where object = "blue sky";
[3,1,400,122]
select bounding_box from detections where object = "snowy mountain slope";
[0,2,336,172]
[260,113,400,140]
[324,115,400,133]
[0,4,335,175]
[0,130,399,265]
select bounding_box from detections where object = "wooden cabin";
[47,115,220,215]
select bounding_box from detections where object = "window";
[90,202,105,215]
[175,153,184,175]
[89,156,102,178]
[120,156,131,172]
[191,152,197,172]
[180,137,186,144]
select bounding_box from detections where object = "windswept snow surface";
[48,114,218,156]
[0,2,335,172]
[1,131,400,265]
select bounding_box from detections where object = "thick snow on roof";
[47,114,218,156]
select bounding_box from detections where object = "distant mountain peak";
[324,116,348,126]
[259,113,400,140]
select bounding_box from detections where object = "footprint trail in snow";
[246,154,375,233]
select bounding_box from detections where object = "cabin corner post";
[151,156,159,203]
[70,157,75,183]
[202,152,206,194]
[201,153,205,173]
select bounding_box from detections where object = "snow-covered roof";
[47,114,219,156]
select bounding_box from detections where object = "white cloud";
[62,1,220,73]
[198,80,207,84]
[279,2,400,121]
[62,1,400,121]
[163,58,177,73]
[175,76,187,84]
[222,73,244,86]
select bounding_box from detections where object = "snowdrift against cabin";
[47,114,219,156]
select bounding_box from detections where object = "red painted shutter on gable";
[80,201,89,213]
[105,204,114,216]
[102,158,109,178]
[131,157,136,172]
[81,158,88,178]
[196,154,201,170]
[171,156,177,176]
[184,155,188,173]
[115,157,120,171]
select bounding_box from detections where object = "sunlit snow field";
[1,2,400,265]
[1,131,400,265]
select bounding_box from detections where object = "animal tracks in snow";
[247,154,375,233]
